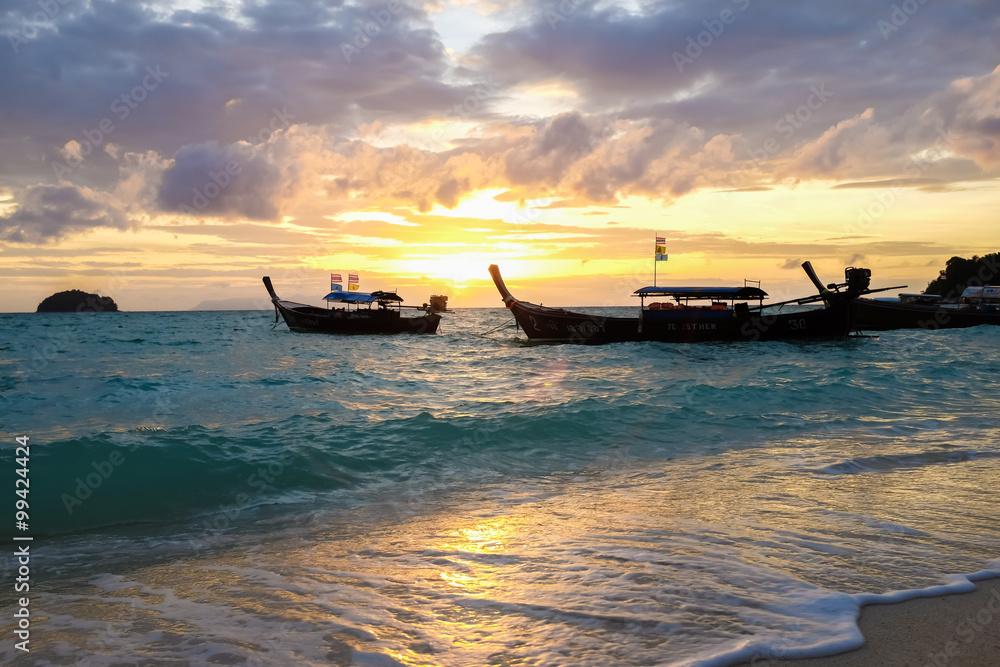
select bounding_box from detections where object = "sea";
[1,307,998,666]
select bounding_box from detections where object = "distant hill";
[925,252,1000,297]
[190,297,271,311]
[37,290,119,313]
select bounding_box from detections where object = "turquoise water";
[1,309,998,665]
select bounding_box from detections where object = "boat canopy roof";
[324,291,377,303]
[371,290,404,302]
[961,286,1000,301]
[633,286,768,300]
[322,290,404,304]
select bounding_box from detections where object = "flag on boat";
[348,272,360,291]
[331,273,343,291]
[655,235,668,261]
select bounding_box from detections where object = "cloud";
[0,0,998,249]
[504,112,605,188]
[299,112,748,211]
[921,64,1000,170]
[0,184,132,243]
[158,141,281,219]
[777,108,879,178]
[474,0,1000,194]
[774,65,1000,182]
[832,179,941,190]
[476,1,1000,116]
[0,0,479,187]
[434,178,462,209]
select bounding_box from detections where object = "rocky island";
[36,290,119,313]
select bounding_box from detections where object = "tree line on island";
[923,252,1000,299]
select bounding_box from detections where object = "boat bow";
[488,264,517,308]
[262,276,279,301]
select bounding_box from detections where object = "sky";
[1,0,998,311]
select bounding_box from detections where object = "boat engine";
[844,267,871,296]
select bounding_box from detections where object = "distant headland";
[36,290,119,313]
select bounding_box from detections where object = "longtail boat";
[853,286,1000,330]
[262,277,441,335]
[489,262,889,344]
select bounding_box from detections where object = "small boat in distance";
[262,277,441,335]
[853,285,1000,330]
[489,262,885,344]
[428,295,450,313]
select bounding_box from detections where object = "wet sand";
[737,576,1000,667]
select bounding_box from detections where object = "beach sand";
[738,577,1000,667]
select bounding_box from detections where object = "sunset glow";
[1,2,998,310]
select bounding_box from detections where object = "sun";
[427,188,555,224]
[400,253,490,284]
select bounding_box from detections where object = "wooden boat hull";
[490,265,854,344]
[506,299,852,344]
[274,301,440,334]
[853,298,1000,331]
[263,278,441,335]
